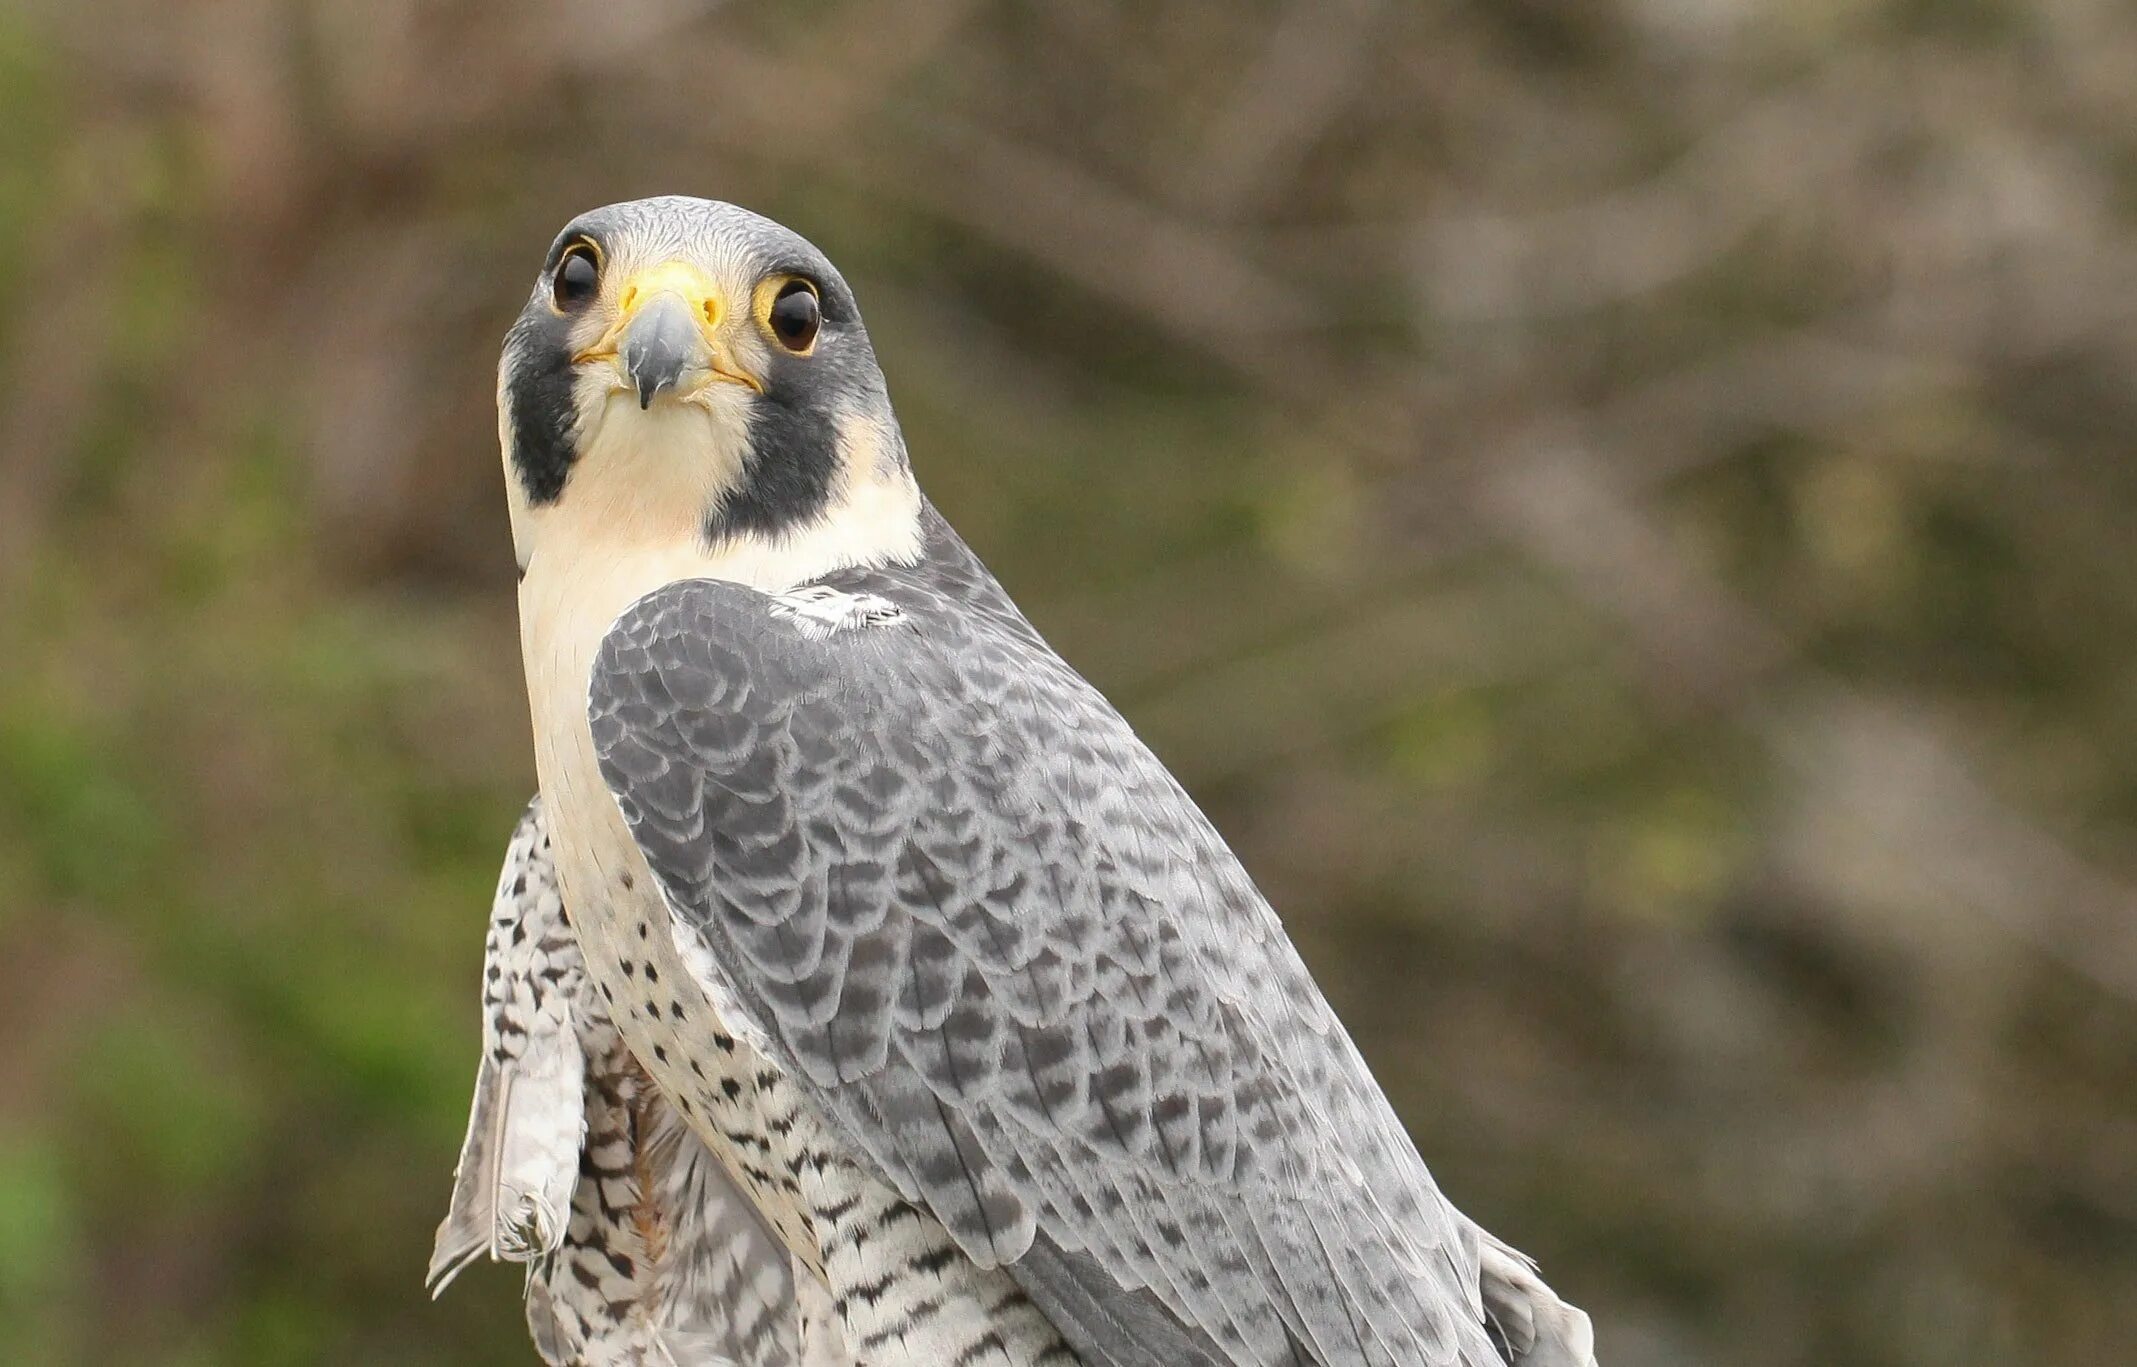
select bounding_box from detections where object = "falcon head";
[498,197,918,575]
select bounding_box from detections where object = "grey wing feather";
[433,799,848,1367]
[589,531,1592,1367]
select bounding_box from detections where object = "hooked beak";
[622,293,703,409]
[575,261,762,407]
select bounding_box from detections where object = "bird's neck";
[513,403,925,784]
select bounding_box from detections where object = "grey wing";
[433,799,845,1367]
[592,577,1581,1367]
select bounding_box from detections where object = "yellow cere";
[617,259,725,329]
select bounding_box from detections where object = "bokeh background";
[3,1,2136,1363]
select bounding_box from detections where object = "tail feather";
[1477,1231,1597,1367]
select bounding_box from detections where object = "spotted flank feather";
[432,800,846,1366]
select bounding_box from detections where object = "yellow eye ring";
[759,277,821,354]
[550,238,603,313]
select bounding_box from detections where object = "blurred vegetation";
[3,1,2136,1364]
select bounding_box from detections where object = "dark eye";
[552,244,600,312]
[768,280,820,351]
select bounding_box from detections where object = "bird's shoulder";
[591,510,1082,759]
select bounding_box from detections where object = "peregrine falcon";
[445,195,1596,1367]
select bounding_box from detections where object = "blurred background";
[2,1,2135,1363]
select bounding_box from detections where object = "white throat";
[513,389,922,620]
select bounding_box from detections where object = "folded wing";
[590,561,1580,1367]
